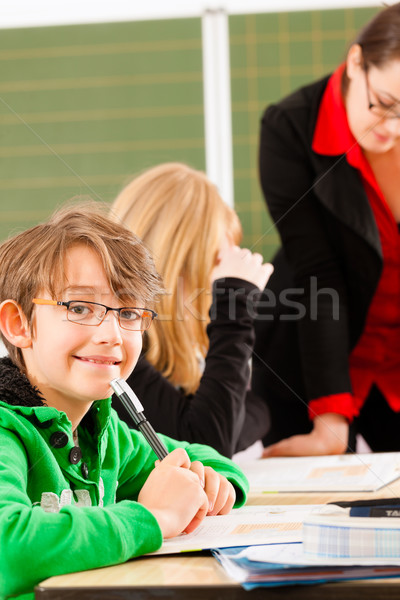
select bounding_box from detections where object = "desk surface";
[245,476,400,506]
[36,554,400,600]
[36,477,400,599]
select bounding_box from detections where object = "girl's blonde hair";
[110,163,242,393]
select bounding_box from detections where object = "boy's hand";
[189,460,236,522]
[138,448,209,539]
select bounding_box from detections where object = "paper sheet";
[213,544,400,587]
[151,504,321,555]
[243,542,400,567]
[238,452,400,492]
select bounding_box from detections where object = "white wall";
[0,0,387,29]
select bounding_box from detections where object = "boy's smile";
[75,356,121,366]
[22,244,143,426]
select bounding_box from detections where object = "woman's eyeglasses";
[32,299,157,331]
[364,68,400,120]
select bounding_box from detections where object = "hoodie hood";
[0,356,45,407]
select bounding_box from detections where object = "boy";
[0,204,248,600]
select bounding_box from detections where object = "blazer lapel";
[312,155,382,259]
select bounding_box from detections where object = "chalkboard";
[0,6,380,262]
[0,18,204,240]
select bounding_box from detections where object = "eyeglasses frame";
[32,298,157,331]
[363,66,400,120]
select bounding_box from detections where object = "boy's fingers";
[160,447,191,469]
[184,494,209,534]
[203,466,220,513]
[213,482,236,515]
[189,461,205,487]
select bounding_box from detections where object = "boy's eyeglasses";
[364,68,400,120]
[32,299,157,331]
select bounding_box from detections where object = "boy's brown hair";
[0,202,163,371]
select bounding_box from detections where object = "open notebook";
[237,453,400,493]
[150,504,320,555]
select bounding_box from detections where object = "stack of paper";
[150,498,400,589]
[211,505,400,589]
[212,543,400,589]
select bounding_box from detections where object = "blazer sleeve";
[113,278,270,457]
[258,102,354,419]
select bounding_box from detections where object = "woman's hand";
[211,245,273,290]
[262,413,349,457]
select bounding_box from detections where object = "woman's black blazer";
[253,75,383,428]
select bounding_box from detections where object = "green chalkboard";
[0,18,204,240]
[0,6,381,263]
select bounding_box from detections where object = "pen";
[110,378,169,461]
[349,506,400,518]
[329,498,400,518]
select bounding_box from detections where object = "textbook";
[239,540,400,567]
[238,452,400,493]
[302,504,400,563]
[212,543,400,589]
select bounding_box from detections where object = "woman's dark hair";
[342,3,400,95]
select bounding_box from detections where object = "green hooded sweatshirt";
[0,357,248,599]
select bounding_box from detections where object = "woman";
[256,3,400,456]
[110,162,273,457]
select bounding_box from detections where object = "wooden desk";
[246,476,400,506]
[35,554,400,600]
[36,479,400,600]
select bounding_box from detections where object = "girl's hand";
[211,245,273,291]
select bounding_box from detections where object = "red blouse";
[309,64,400,422]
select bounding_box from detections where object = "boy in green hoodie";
[0,204,248,600]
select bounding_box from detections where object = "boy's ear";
[0,300,32,348]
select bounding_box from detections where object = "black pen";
[330,498,400,518]
[110,378,169,461]
[349,505,400,518]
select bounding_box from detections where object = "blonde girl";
[111,162,272,457]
